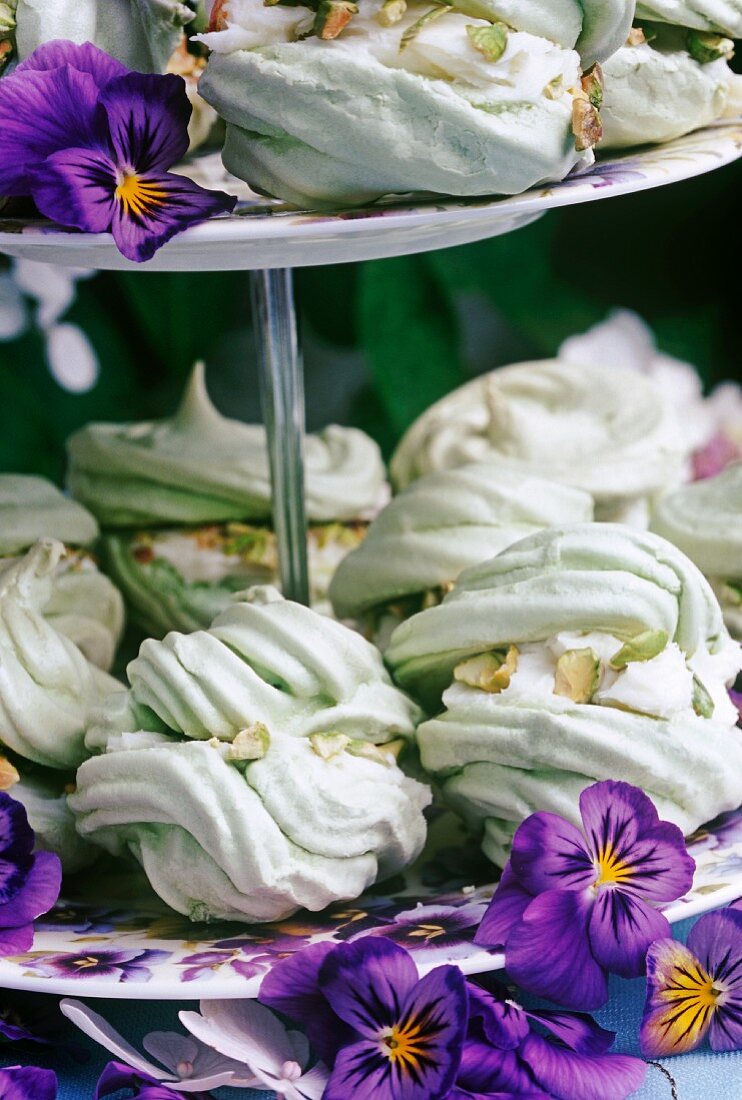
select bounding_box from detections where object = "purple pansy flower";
[475,781,695,1010]
[0,791,61,956]
[0,41,236,262]
[350,903,488,961]
[260,937,469,1100]
[0,1066,58,1100]
[25,948,171,983]
[693,433,741,480]
[640,907,742,1057]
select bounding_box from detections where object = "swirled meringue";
[392,524,742,859]
[68,363,387,526]
[652,463,742,638]
[0,540,120,770]
[636,0,742,37]
[196,0,611,208]
[390,358,688,524]
[600,28,737,150]
[0,476,124,671]
[14,0,196,72]
[329,463,593,636]
[71,586,429,921]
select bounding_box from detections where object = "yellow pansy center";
[73,956,103,970]
[115,171,166,218]
[593,844,634,888]
[381,1016,426,1072]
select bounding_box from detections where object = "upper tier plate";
[0,806,740,1000]
[0,123,740,271]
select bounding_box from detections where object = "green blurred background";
[1,155,740,479]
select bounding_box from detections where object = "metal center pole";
[250,268,310,605]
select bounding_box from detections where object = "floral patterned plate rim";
[0,807,740,1001]
[0,122,739,271]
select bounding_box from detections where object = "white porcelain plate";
[0,806,740,1000]
[0,123,740,271]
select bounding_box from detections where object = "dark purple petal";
[0,66,102,194]
[640,936,715,1057]
[0,792,35,862]
[100,73,191,174]
[456,1039,537,1094]
[526,1011,615,1056]
[395,965,469,1097]
[30,147,116,233]
[0,851,62,928]
[0,923,34,956]
[474,864,533,949]
[510,812,593,895]
[319,937,419,1038]
[589,891,670,978]
[95,1061,186,1100]
[16,40,128,87]
[688,909,742,1052]
[466,983,528,1050]
[110,170,236,263]
[259,941,350,1065]
[504,891,609,1011]
[520,1032,647,1100]
[0,1065,58,1100]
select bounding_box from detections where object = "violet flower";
[24,948,170,983]
[475,781,695,1010]
[350,902,488,961]
[60,999,255,1092]
[640,907,742,1057]
[180,1000,328,1100]
[259,937,469,1100]
[0,790,61,956]
[0,41,236,262]
[0,1066,58,1100]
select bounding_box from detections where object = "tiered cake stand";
[0,121,740,997]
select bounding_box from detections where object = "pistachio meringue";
[195,0,620,208]
[390,358,688,525]
[386,524,742,859]
[13,0,196,72]
[636,1,742,37]
[71,586,429,922]
[0,476,124,671]
[329,463,593,644]
[600,25,737,150]
[651,463,742,639]
[0,540,120,770]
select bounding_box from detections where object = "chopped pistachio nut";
[310,731,352,760]
[0,754,19,791]
[687,31,734,65]
[581,64,604,109]
[544,75,564,100]
[692,674,715,719]
[454,645,519,693]
[466,22,508,63]
[626,26,646,46]
[226,723,271,762]
[554,648,601,704]
[314,0,358,39]
[347,738,406,766]
[401,2,452,49]
[609,629,669,670]
[378,0,407,25]
[0,1,15,34]
[571,93,602,152]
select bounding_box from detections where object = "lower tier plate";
[0,807,740,999]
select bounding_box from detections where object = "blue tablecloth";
[3,918,740,1100]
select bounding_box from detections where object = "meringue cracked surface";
[71,586,430,922]
[196,0,633,207]
[329,461,593,647]
[652,463,742,640]
[386,524,742,864]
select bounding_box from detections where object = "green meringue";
[600,27,736,150]
[14,0,195,72]
[0,476,124,671]
[68,363,387,527]
[71,586,430,922]
[390,359,688,524]
[196,0,612,208]
[636,1,742,37]
[651,463,742,639]
[0,540,120,770]
[329,462,593,628]
[392,524,742,859]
